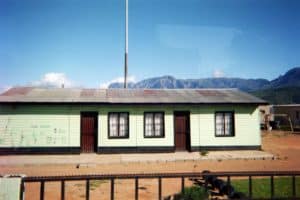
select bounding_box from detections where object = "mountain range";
[109,67,300,104]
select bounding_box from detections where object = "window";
[296,111,299,120]
[108,112,129,138]
[144,112,164,137]
[215,112,234,137]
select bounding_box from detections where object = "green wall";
[0,105,79,147]
[197,105,260,147]
[98,106,174,147]
[0,104,260,149]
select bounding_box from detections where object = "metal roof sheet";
[0,87,267,104]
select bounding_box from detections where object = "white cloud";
[30,73,75,88]
[213,69,225,78]
[0,85,12,93]
[100,76,136,88]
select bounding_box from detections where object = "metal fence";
[19,171,300,200]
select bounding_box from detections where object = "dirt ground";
[1,131,300,199]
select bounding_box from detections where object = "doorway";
[80,112,98,153]
[174,111,191,151]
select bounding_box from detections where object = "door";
[174,112,190,151]
[81,112,98,153]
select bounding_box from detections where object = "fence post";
[86,179,90,200]
[40,180,45,200]
[227,176,231,194]
[292,176,296,198]
[158,177,162,200]
[111,178,114,200]
[270,175,274,199]
[181,177,185,194]
[135,177,138,200]
[248,176,252,199]
[20,180,25,200]
[61,180,65,200]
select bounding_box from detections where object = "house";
[260,104,300,131]
[272,105,300,129]
[259,105,272,130]
[0,87,267,154]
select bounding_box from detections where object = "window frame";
[143,112,165,138]
[214,111,235,137]
[108,112,129,139]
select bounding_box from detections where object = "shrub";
[181,186,209,200]
[200,150,208,156]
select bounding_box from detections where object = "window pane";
[109,113,118,137]
[154,113,163,136]
[224,113,233,136]
[145,113,154,136]
[119,113,128,137]
[216,113,224,136]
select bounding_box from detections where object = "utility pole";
[124,0,128,88]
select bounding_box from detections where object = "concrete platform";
[0,151,275,167]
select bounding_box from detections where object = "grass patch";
[200,150,209,156]
[181,186,209,200]
[231,177,300,198]
[74,180,108,191]
[90,180,108,190]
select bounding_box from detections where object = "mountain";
[108,67,300,104]
[136,76,271,91]
[266,67,300,89]
[109,82,135,89]
[251,87,300,104]
[109,67,300,90]
[109,75,269,91]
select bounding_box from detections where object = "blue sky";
[0,0,299,90]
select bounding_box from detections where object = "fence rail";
[19,171,300,200]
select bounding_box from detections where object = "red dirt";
[1,131,300,199]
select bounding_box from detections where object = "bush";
[200,150,208,156]
[181,186,209,200]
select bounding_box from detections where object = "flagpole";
[124,0,128,88]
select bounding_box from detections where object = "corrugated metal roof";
[0,87,267,104]
[272,104,300,107]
